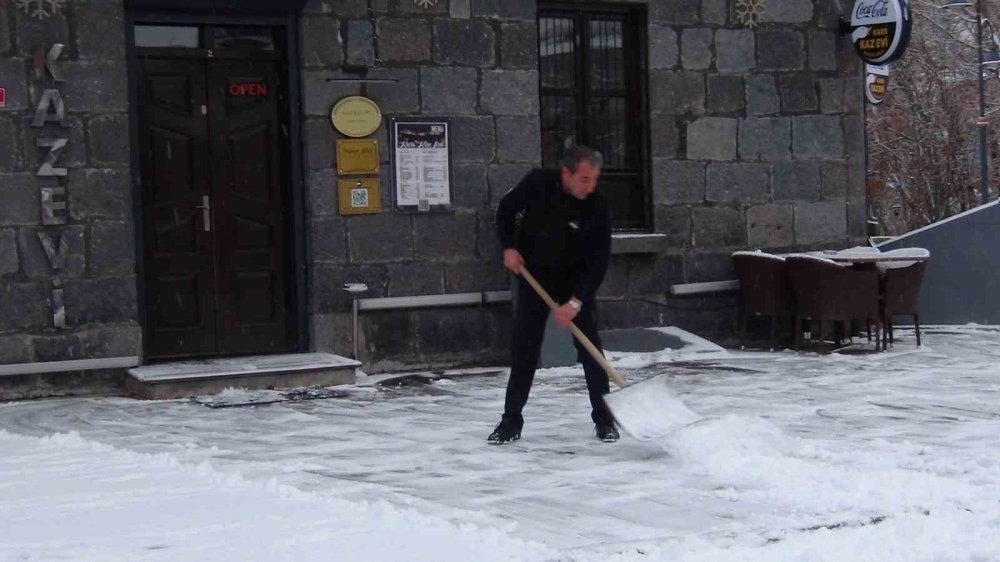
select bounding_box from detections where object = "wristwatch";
[567,298,582,311]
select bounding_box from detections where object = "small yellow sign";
[330,96,382,138]
[336,139,379,175]
[337,178,381,215]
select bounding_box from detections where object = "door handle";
[196,196,211,232]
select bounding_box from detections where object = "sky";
[1,326,999,561]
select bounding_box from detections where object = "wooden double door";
[137,56,294,359]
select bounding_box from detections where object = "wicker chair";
[732,251,794,350]
[879,248,930,348]
[786,255,882,353]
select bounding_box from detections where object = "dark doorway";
[134,24,296,359]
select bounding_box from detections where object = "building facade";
[0,0,866,397]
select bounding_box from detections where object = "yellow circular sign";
[330,96,382,138]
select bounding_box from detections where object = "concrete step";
[126,353,360,400]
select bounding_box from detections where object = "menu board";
[391,119,453,212]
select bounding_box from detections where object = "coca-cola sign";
[851,0,912,64]
[865,64,890,104]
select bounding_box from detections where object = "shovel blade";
[605,375,700,441]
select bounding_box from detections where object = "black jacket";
[496,168,611,301]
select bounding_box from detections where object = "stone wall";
[0,1,139,372]
[302,0,865,364]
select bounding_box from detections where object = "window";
[539,3,649,230]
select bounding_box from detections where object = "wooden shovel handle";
[519,267,628,389]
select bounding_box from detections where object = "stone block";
[692,206,744,249]
[19,225,85,278]
[0,115,19,171]
[76,2,126,61]
[757,29,805,70]
[844,114,866,162]
[848,157,866,202]
[809,30,838,71]
[450,115,496,163]
[0,6,10,54]
[67,168,131,221]
[0,281,49,331]
[794,201,847,245]
[445,258,508,293]
[487,163,536,208]
[653,159,704,204]
[302,70,361,117]
[848,201,868,240]
[478,216,504,265]
[653,205,692,247]
[420,67,478,115]
[80,324,142,359]
[307,168,338,216]
[470,0,536,20]
[311,263,387,313]
[773,161,821,201]
[345,20,374,67]
[682,28,713,70]
[651,0,699,24]
[64,277,139,326]
[0,335,32,364]
[649,24,678,70]
[707,75,744,114]
[434,19,495,67]
[496,116,540,163]
[715,29,754,73]
[361,308,417,360]
[304,118,336,170]
[650,115,680,157]
[706,162,770,203]
[32,333,82,363]
[301,16,343,68]
[451,0,472,19]
[650,71,704,115]
[778,74,818,113]
[322,0,368,17]
[387,260,445,296]
[377,18,430,63]
[415,308,487,355]
[60,61,129,112]
[597,255,629,297]
[739,117,791,161]
[0,228,17,275]
[815,0,842,28]
[89,221,134,277]
[687,117,737,161]
[0,174,39,225]
[819,78,844,114]
[596,299,662,330]
[480,70,539,116]
[821,160,849,200]
[702,0,728,24]
[792,115,844,160]
[685,252,737,282]
[311,217,347,263]
[746,204,794,248]
[309,312,354,356]
[347,213,413,262]
[365,68,420,114]
[414,213,478,260]
[21,115,86,172]
[501,22,537,69]
[844,70,865,114]
[87,114,131,166]
[628,254,685,294]
[451,162,489,210]
[765,0,813,22]
[15,10,69,57]
[746,75,780,116]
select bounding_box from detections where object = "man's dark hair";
[560,146,604,173]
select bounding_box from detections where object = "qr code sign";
[350,188,369,208]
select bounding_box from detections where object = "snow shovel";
[519,267,701,441]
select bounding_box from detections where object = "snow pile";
[0,430,557,562]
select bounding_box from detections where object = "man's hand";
[503,248,524,275]
[553,303,578,327]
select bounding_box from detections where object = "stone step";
[125,353,360,400]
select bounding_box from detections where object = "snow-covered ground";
[1,326,999,561]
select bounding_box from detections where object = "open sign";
[228,82,268,97]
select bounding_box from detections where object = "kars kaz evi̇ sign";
[850,0,912,65]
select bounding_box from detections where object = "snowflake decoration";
[735,0,766,29]
[17,0,65,20]
[414,0,438,7]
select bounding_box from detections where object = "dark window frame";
[538,2,651,231]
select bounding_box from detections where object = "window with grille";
[538,3,649,230]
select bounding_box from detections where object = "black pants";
[502,274,613,427]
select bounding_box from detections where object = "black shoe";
[595,421,619,442]
[487,419,521,445]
